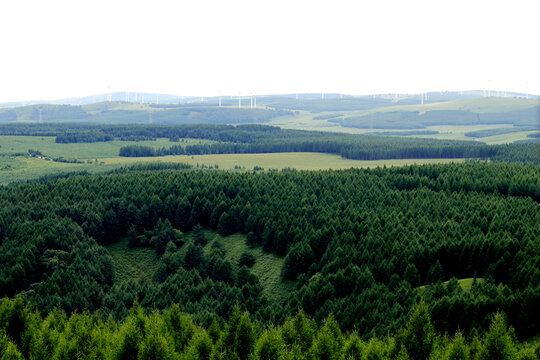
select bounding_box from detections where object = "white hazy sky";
[0,0,539,102]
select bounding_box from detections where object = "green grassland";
[0,156,120,185]
[203,231,295,304]
[416,277,485,292]
[0,136,215,159]
[101,152,466,171]
[105,238,161,285]
[0,151,466,185]
[104,229,294,304]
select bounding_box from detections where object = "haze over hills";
[0,90,537,109]
[0,92,537,145]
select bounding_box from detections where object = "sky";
[0,0,539,102]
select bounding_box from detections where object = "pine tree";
[404,264,421,287]
[478,313,515,360]
[401,302,435,360]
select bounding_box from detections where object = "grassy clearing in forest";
[205,232,295,304]
[0,136,215,159]
[416,277,485,292]
[101,152,466,171]
[105,237,160,285]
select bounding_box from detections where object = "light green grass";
[0,152,466,185]
[105,237,160,285]
[0,136,215,159]
[416,277,485,292]
[0,156,120,185]
[204,231,295,304]
[101,152,466,171]
[478,130,540,144]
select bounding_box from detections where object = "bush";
[238,252,256,268]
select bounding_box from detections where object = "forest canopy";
[0,162,538,343]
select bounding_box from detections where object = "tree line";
[0,298,538,360]
[0,123,536,163]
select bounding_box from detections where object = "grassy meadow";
[100,153,466,171]
[203,232,295,303]
[416,277,485,293]
[0,136,215,159]
[104,229,294,304]
[0,135,470,185]
[105,238,161,284]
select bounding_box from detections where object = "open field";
[0,156,121,185]
[101,152,467,171]
[0,136,215,159]
[0,152,467,185]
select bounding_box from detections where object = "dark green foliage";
[404,264,421,287]
[427,260,444,284]
[283,243,315,280]
[0,162,538,340]
[192,224,207,246]
[491,143,540,164]
[129,218,183,255]
[238,252,256,268]
[184,244,203,270]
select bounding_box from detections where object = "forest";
[0,161,538,358]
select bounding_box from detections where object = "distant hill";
[332,97,540,129]
[0,92,537,127]
[0,101,291,124]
